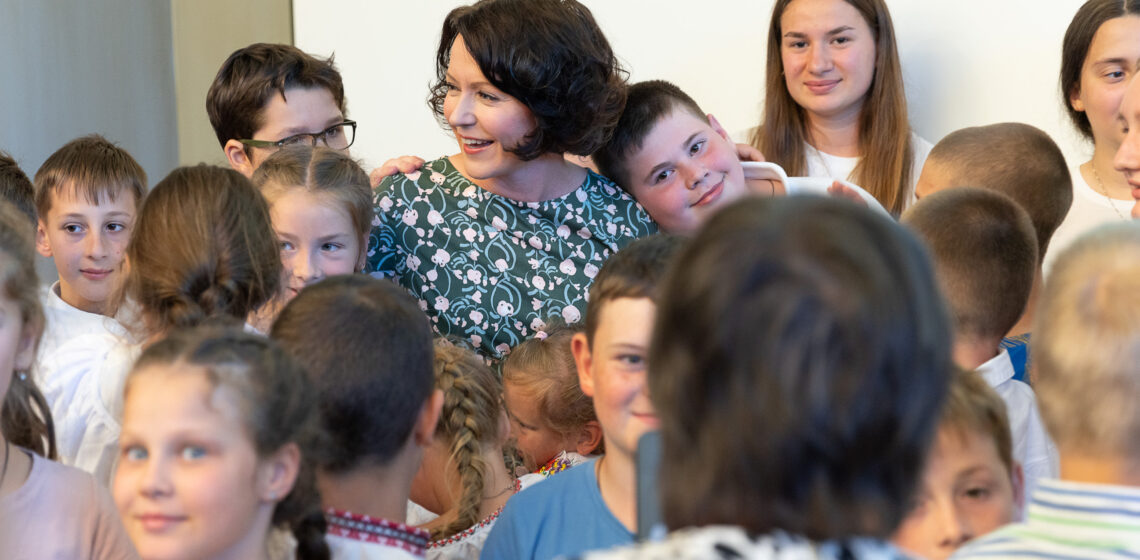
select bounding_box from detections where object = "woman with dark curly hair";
[366,0,656,360]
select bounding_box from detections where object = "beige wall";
[171,0,293,166]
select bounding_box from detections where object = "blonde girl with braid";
[409,340,543,559]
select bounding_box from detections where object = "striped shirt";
[953,478,1140,559]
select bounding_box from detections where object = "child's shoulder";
[6,451,103,510]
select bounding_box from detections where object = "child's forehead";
[593,296,656,339]
[629,110,715,165]
[933,423,1006,472]
[49,179,138,210]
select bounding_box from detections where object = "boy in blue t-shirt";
[481,234,683,560]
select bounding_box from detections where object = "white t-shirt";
[1043,161,1131,277]
[975,349,1059,504]
[804,132,933,209]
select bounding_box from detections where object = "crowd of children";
[2,0,1140,558]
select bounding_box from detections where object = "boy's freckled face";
[892,426,1018,560]
[36,187,136,314]
[578,297,658,459]
[247,87,345,170]
[623,110,748,234]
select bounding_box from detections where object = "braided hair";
[430,340,506,542]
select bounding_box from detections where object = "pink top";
[0,449,138,559]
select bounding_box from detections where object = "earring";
[16,370,27,381]
[269,490,278,501]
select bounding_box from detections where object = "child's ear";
[223,140,256,178]
[35,221,52,258]
[413,388,445,448]
[356,234,369,273]
[707,114,731,142]
[574,420,603,456]
[257,442,302,504]
[1011,461,1026,512]
[14,324,37,372]
[571,332,595,398]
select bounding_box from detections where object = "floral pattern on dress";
[367,157,657,359]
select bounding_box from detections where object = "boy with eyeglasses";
[207,43,356,178]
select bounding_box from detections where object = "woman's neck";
[806,109,862,158]
[596,450,638,533]
[1085,146,1132,201]
[451,153,587,203]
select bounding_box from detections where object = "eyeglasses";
[239,120,357,151]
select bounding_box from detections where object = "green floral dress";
[367,157,657,359]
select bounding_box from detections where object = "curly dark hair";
[428,0,627,160]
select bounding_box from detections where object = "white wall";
[293,0,1092,173]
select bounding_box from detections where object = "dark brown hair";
[251,145,372,241]
[0,202,55,459]
[207,43,346,148]
[126,165,280,336]
[33,135,146,220]
[270,275,434,473]
[128,325,328,559]
[750,0,914,215]
[502,322,600,453]
[903,187,1037,342]
[0,153,36,228]
[651,196,952,538]
[593,80,708,190]
[428,0,627,160]
[1060,0,1140,141]
[584,234,685,345]
[924,123,1072,260]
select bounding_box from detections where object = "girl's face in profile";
[779,0,877,125]
[113,365,282,560]
[442,34,539,183]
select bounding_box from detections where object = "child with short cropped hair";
[482,234,685,560]
[902,187,1058,500]
[587,195,952,558]
[0,201,137,558]
[271,275,442,559]
[502,324,602,475]
[893,370,1022,559]
[113,325,327,559]
[0,152,36,228]
[207,43,353,177]
[409,340,543,558]
[251,145,371,304]
[31,134,147,478]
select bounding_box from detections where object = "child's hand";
[827,180,868,207]
[735,143,766,163]
[370,156,426,187]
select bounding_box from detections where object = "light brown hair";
[584,234,684,345]
[750,0,913,216]
[125,165,280,336]
[251,145,372,241]
[924,123,1071,260]
[902,187,1037,342]
[941,369,1013,475]
[33,135,146,221]
[0,153,36,228]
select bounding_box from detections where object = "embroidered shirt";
[579,527,913,559]
[326,508,430,559]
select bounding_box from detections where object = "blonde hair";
[431,340,506,542]
[502,323,601,454]
[750,0,913,216]
[250,145,372,240]
[0,202,55,459]
[941,369,1013,475]
[1033,222,1140,458]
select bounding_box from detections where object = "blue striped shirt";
[953,478,1140,559]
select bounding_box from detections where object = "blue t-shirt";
[481,459,634,560]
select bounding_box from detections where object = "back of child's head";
[0,202,55,459]
[651,196,952,539]
[1033,221,1140,460]
[923,123,1071,261]
[431,0,625,159]
[126,324,327,559]
[0,153,36,228]
[584,233,685,346]
[251,145,372,240]
[270,274,434,472]
[33,134,147,221]
[431,339,507,541]
[127,164,279,334]
[593,80,708,190]
[207,43,346,148]
[502,322,602,457]
[902,187,1037,343]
